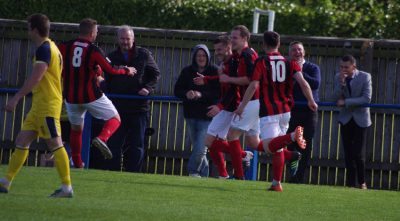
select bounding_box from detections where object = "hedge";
[0,0,399,39]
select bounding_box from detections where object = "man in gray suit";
[333,55,372,189]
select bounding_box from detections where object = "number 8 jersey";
[58,38,129,104]
[253,52,301,117]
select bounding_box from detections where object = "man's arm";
[332,73,349,101]
[141,52,161,94]
[233,80,258,116]
[195,68,220,102]
[193,74,219,85]
[94,50,135,76]
[219,75,249,85]
[345,73,372,107]
[174,69,190,100]
[5,63,47,111]
[293,72,318,111]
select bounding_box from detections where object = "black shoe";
[289,151,302,177]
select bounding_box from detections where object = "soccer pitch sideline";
[0,167,398,221]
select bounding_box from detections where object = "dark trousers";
[287,106,318,183]
[91,112,148,172]
[340,118,368,187]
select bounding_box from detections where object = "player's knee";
[45,137,63,151]
[245,136,260,148]
[112,114,121,122]
[71,124,83,132]
[263,139,273,154]
[15,132,36,148]
[227,128,241,141]
[204,134,215,147]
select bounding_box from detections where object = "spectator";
[58,18,136,168]
[101,25,160,172]
[287,41,321,183]
[332,55,372,189]
[174,44,220,177]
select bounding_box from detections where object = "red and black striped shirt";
[204,48,258,112]
[232,47,259,100]
[253,52,301,117]
[218,58,241,112]
[59,38,129,104]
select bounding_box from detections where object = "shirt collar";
[349,69,359,79]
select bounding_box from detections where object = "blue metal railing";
[1,88,400,179]
[2,88,400,109]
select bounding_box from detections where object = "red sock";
[283,148,293,161]
[70,129,83,167]
[97,117,120,142]
[228,140,244,179]
[219,140,229,153]
[209,139,228,177]
[268,134,293,153]
[257,141,265,152]
[272,151,284,182]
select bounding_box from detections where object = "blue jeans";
[185,118,210,177]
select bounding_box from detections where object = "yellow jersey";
[30,38,63,118]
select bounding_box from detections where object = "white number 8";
[270,60,286,82]
[72,47,83,67]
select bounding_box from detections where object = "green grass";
[0,166,399,221]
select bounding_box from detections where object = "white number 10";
[270,60,286,82]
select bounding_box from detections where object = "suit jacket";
[332,70,372,128]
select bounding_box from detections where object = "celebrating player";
[234,31,318,191]
[58,18,136,168]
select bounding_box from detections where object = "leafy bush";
[0,0,398,39]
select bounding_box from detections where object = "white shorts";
[65,94,119,125]
[207,110,234,140]
[260,112,291,140]
[230,99,260,136]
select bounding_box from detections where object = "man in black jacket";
[99,25,160,172]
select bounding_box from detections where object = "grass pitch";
[0,166,399,221]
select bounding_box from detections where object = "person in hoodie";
[95,25,160,172]
[174,44,220,178]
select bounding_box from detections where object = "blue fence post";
[81,113,92,169]
[244,148,258,181]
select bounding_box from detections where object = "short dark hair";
[341,54,356,65]
[79,18,97,36]
[263,31,280,48]
[213,35,231,46]
[27,13,50,37]
[289,41,304,48]
[232,25,250,41]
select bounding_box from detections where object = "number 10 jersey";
[252,52,302,117]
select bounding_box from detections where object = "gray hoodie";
[191,44,211,72]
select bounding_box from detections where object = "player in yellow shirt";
[0,13,73,197]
